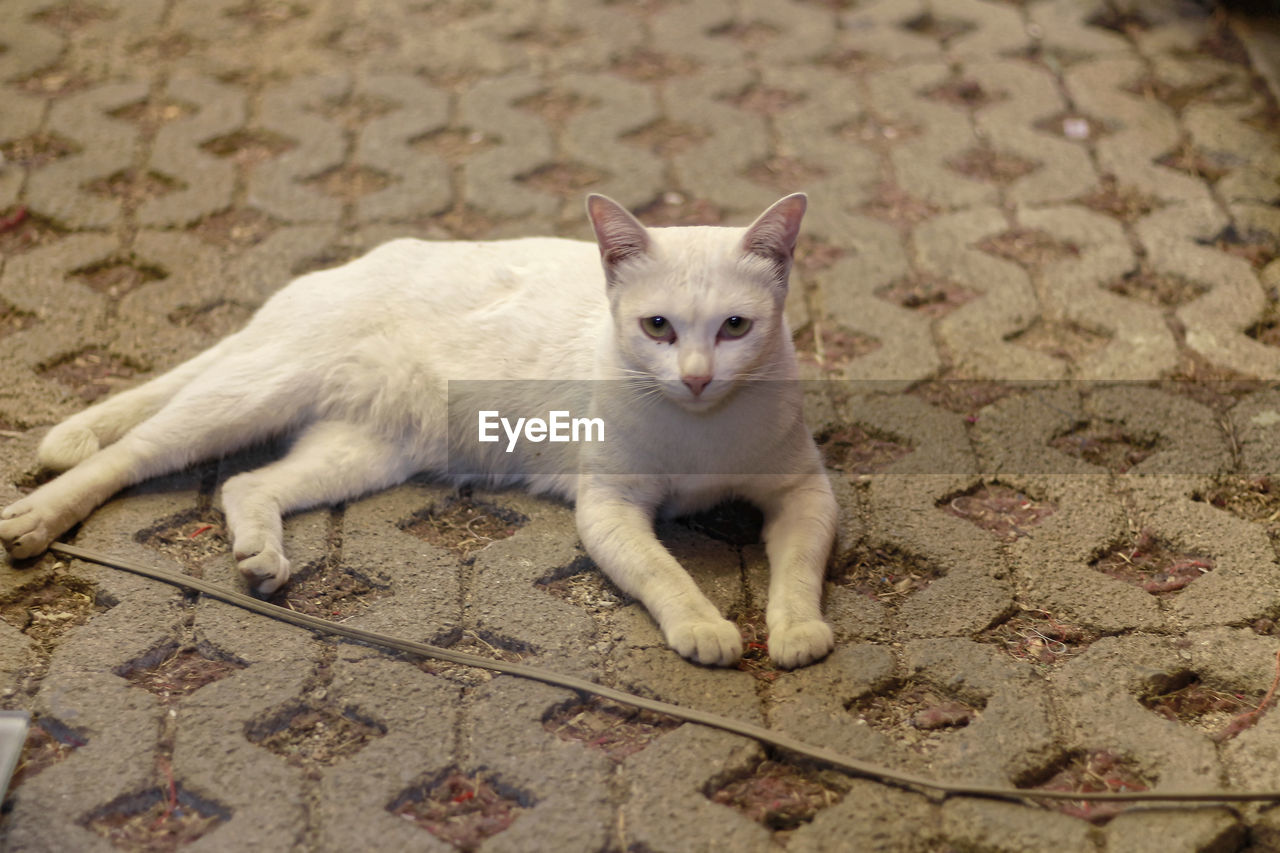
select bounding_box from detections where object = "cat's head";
[586,193,806,411]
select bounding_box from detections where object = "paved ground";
[1,0,1280,850]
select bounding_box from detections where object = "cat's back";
[243,235,609,395]
[286,236,604,314]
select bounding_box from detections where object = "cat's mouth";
[661,379,729,411]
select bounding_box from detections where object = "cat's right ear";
[586,194,649,284]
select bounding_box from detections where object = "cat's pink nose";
[683,375,712,396]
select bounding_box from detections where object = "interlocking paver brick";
[140,76,244,227]
[26,82,149,229]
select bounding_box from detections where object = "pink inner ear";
[587,195,649,270]
[743,194,807,266]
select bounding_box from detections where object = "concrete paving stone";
[352,75,451,223]
[6,672,162,852]
[49,0,167,77]
[812,216,940,381]
[1224,708,1280,805]
[220,224,344,306]
[1008,482,1158,634]
[833,0,943,65]
[249,74,348,223]
[835,387,978,477]
[1027,0,1135,59]
[1143,204,1280,378]
[459,74,559,222]
[1129,3,1223,58]
[1103,808,1244,853]
[466,677,615,853]
[0,619,32,697]
[611,644,763,724]
[648,0,743,67]
[969,59,1099,207]
[139,76,244,228]
[871,63,1000,210]
[26,82,149,229]
[922,208,1064,379]
[970,382,1230,479]
[1065,57,1214,207]
[1087,384,1232,476]
[1015,205,1176,380]
[733,0,840,66]
[1136,495,1280,631]
[1184,102,1280,209]
[786,779,938,853]
[337,486,464,644]
[558,73,664,211]
[517,0,648,76]
[0,0,64,84]
[765,66,878,205]
[168,0,362,81]
[767,642,899,762]
[0,235,121,426]
[1049,634,1226,791]
[409,0,554,81]
[1232,387,1280,479]
[621,724,773,853]
[65,482,207,609]
[310,654,461,851]
[170,660,312,850]
[0,89,43,210]
[902,638,1057,787]
[858,470,1015,642]
[941,796,1097,853]
[942,0,1031,62]
[666,67,779,216]
[109,231,231,368]
[464,514,603,680]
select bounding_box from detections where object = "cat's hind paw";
[0,498,58,560]
[37,423,101,472]
[236,547,292,595]
[666,616,742,667]
[768,620,834,669]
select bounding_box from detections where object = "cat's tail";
[38,336,237,471]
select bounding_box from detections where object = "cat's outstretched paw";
[666,616,743,666]
[236,547,292,595]
[768,620,834,669]
[0,498,59,559]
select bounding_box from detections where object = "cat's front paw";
[0,498,58,559]
[236,547,292,595]
[768,620,834,669]
[666,616,742,666]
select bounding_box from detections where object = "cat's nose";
[682,375,712,396]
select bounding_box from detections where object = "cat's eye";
[640,316,676,342]
[718,316,753,340]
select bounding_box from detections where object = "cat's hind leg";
[2,355,309,560]
[38,337,238,471]
[220,420,418,593]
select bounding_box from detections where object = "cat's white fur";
[1,194,837,668]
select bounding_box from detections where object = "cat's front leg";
[576,484,742,666]
[754,474,838,669]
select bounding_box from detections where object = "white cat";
[1,194,837,668]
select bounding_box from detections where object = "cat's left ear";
[742,193,807,285]
[586,194,650,285]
